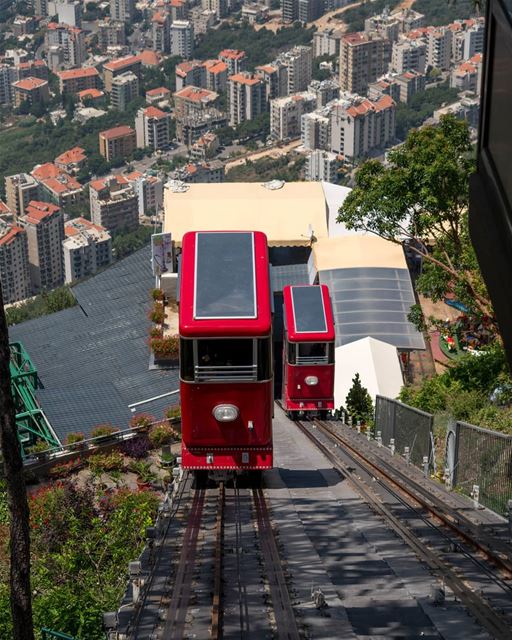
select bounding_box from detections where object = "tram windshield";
[288,342,334,365]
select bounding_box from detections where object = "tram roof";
[164,182,329,246]
[283,285,335,342]
[179,230,272,337]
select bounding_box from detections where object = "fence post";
[389,438,395,455]
[471,484,480,509]
[356,420,361,433]
[404,446,410,464]
[348,415,353,428]
[423,456,429,478]
[377,431,382,447]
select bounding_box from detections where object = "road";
[224,138,302,171]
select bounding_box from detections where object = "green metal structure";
[9,341,60,458]
[41,628,75,640]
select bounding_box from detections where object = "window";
[288,342,334,365]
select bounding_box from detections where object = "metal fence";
[452,421,512,516]
[375,396,433,468]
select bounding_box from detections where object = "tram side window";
[257,337,272,380]
[298,343,326,359]
[180,339,194,381]
[197,339,254,368]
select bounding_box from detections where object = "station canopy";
[313,236,425,351]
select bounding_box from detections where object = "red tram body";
[282,284,335,418]
[178,231,273,471]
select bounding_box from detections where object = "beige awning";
[312,235,407,271]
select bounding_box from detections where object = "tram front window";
[197,339,253,368]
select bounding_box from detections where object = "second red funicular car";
[282,284,335,419]
[178,231,273,474]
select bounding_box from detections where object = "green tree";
[345,373,374,423]
[337,115,495,331]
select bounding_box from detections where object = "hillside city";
[0,0,483,307]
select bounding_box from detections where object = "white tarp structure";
[334,336,403,410]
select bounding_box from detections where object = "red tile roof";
[24,200,61,223]
[103,55,141,72]
[55,146,87,165]
[228,73,261,86]
[0,224,24,246]
[144,106,168,118]
[100,125,135,139]
[89,175,128,191]
[139,50,161,67]
[219,49,246,60]
[32,163,60,180]
[146,86,171,96]
[77,88,104,99]
[174,86,217,102]
[12,76,47,91]
[65,217,106,236]
[57,67,99,81]
[205,60,227,75]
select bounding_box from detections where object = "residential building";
[190,7,216,35]
[152,11,171,53]
[135,106,171,150]
[228,72,266,126]
[305,150,341,182]
[219,49,247,75]
[255,62,288,101]
[451,18,485,62]
[190,132,220,160]
[301,110,330,150]
[13,15,38,36]
[0,64,17,105]
[12,77,50,108]
[171,20,194,58]
[31,163,85,210]
[433,91,479,128]
[125,172,164,217]
[368,70,425,104]
[54,147,87,174]
[339,32,391,95]
[16,60,49,82]
[308,78,339,107]
[0,222,31,303]
[391,38,427,74]
[0,201,12,222]
[275,45,313,93]
[202,0,227,19]
[89,176,139,232]
[177,109,227,145]
[111,71,139,110]
[175,60,206,91]
[56,67,100,94]
[313,27,344,58]
[45,22,86,70]
[450,53,482,94]
[173,160,225,183]
[174,85,219,120]
[270,92,317,140]
[34,0,49,16]
[63,217,112,283]
[329,93,396,161]
[282,0,325,23]
[241,4,269,23]
[204,59,228,92]
[103,55,141,92]
[21,201,64,292]
[426,27,452,71]
[99,125,136,162]
[5,173,40,218]
[392,8,424,33]
[364,8,401,42]
[110,0,135,22]
[55,0,82,27]
[77,88,105,105]
[97,20,126,52]
[146,86,171,104]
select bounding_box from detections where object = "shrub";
[49,458,82,478]
[130,413,155,431]
[165,404,181,420]
[90,424,119,439]
[88,451,125,474]
[149,423,175,447]
[149,326,163,339]
[151,335,179,359]
[122,436,151,459]
[151,288,164,301]
[65,432,85,446]
[345,373,374,423]
[149,302,165,324]
[27,440,51,455]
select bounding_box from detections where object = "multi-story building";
[171,20,194,58]
[368,70,426,104]
[426,27,452,71]
[13,15,38,37]
[56,67,100,94]
[190,132,220,160]
[228,72,266,126]
[391,37,427,74]
[77,87,105,105]
[275,45,313,94]
[201,0,227,19]
[364,7,401,42]
[146,86,171,104]
[270,92,317,141]
[282,0,325,23]
[177,109,227,145]
[54,147,87,174]
[433,91,480,128]
[392,7,425,33]
[0,222,31,303]
[89,176,139,232]
[110,0,135,22]
[175,60,206,91]
[313,27,344,58]
[219,49,247,75]
[15,60,49,82]
[0,64,17,105]
[203,59,228,92]
[305,150,341,183]
[450,53,482,94]
[173,85,219,120]
[111,71,139,110]
[152,11,171,53]
[301,110,331,150]
[339,32,391,95]
[63,217,112,283]
[135,106,171,150]
[329,93,396,161]
[125,171,164,218]
[21,200,64,292]
[45,22,86,70]
[173,160,225,183]
[55,0,82,27]
[450,18,485,62]
[97,19,126,52]
[34,0,49,16]
[255,62,288,101]
[103,55,141,92]
[31,163,85,211]
[12,77,50,108]
[308,78,339,107]
[99,125,136,162]
[190,7,216,35]
[5,173,39,218]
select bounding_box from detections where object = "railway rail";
[296,419,512,640]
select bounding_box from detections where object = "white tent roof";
[320,182,360,238]
[334,336,403,410]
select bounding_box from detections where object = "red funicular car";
[178,231,273,474]
[282,284,335,419]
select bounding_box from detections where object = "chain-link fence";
[375,396,433,468]
[452,421,512,516]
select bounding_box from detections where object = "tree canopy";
[337,115,494,329]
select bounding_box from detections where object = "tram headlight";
[305,376,318,386]
[212,404,239,422]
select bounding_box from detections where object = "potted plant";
[149,302,165,325]
[151,335,179,366]
[165,404,181,423]
[159,450,175,469]
[65,431,86,451]
[149,423,175,447]
[90,424,120,444]
[130,460,157,489]
[151,288,164,301]
[130,414,155,433]
[27,440,52,462]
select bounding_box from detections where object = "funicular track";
[296,419,512,640]
[162,475,301,639]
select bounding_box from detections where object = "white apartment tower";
[228,73,266,126]
[89,176,139,233]
[270,92,317,141]
[135,106,171,150]
[111,72,139,111]
[426,27,452,71]
[0,222,31,303]
[110,0,135,22]
[305,150,341,183]
[63,217,112,283]
[391,38,427,74]
[275,45,313,94]
[171,21,194,59]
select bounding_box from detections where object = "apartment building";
[89,176,139,232]
[111,71,139,110]
[329,93,396,161]
[433,91,480,128]
[5,173,40,218]
[301,110,331,151]
[190,132,220,160]
[135,106,171,150]
[426,27,452,71]
[450,53,482,94]
[364,8,401,42]
[308,79,340,107]
[0,64,17,105]
[125,172,164,217]
[203,59,228,92]
[99,125,136,162]
[55,0,82,27]
[63,217,112,283]
[391,38,427,73]
[255,62,288,101]
[219,49,247,75]
[110,0,135,21]
[270,92,317,141]
[16,60,49,82]
[228,72,266,126]
[45,22,86,70]
[146,86,171,104]
[21,201,64,292]
[31,163,84,210]
[97,20,126,52]
[0,222,31,303]
[282,0,325,23]
[103,55,141,92]
[56,67,100,94]
[392,7,425,33]
[12,77,50,108]
[339,32,391,95]
[175,60,206,91]
[305,150,341,183]
[173,160,225,183]
[450,18,485,62]
[275,45,313,93]
[171,20,194,59]
[202,0,227,19]
[368,70,426,104]
[177,109,227,145]
[313,28,344,58]
[54,147,87,174]
[190,7,216,35]
[152,12,171,54]
[174,85,219,119]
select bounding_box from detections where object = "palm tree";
[0,287,34,640]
